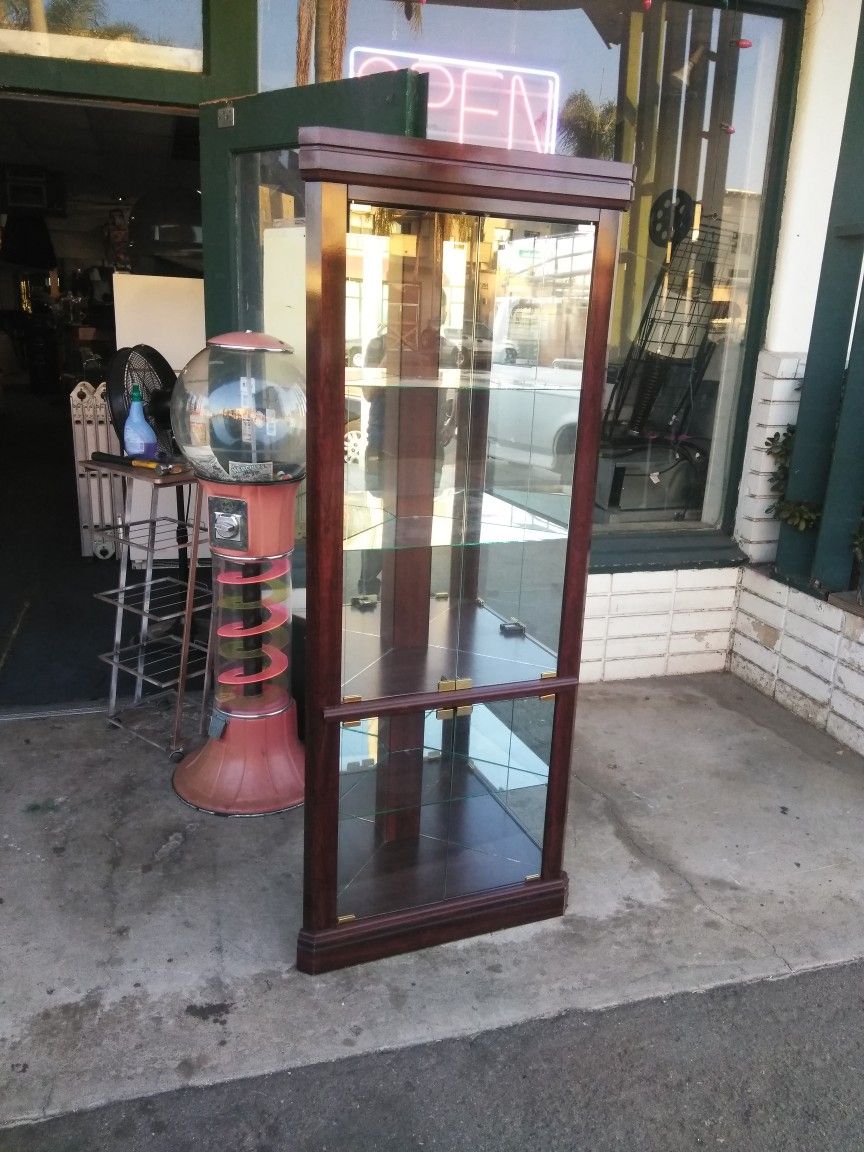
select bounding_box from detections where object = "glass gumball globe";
[170,331,306,483]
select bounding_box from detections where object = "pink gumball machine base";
[172,477,305,816]
[172,699,305,816]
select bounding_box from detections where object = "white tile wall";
[667,652,726,675]
[577,567,738,681]
[732,630,779,675]
[729,565,864,758]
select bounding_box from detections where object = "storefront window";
[261,0,786,532]
[0,1,203,72]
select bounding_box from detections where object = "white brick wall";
[578,566,737,681]
[730,566,864,757]
[734,349,806,565]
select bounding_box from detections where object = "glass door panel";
[199,69,427,338]
[336,696,553,920]
[235,148,307,361]
[342,204,596,699]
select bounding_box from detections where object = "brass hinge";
[539,670,556,701]
[341,695,362,727]
[436,676,473,719]
[337,913,356,924]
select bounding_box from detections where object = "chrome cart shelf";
[95,575,212,621]
[99,634,209,690]
[105,515,208,555]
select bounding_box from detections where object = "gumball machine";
[169,332,306,815]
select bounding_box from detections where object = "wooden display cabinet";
[297,129,632,973]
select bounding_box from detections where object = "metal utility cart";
[82,458,210,758]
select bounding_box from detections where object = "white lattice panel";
[70,380,123,558]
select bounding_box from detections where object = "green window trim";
[0,0,256,107]
[199,69,429,337]
[589,529,746,574]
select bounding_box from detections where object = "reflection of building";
[720,190,761,337]
[723,190,760,280]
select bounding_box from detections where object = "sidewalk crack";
[571,770,795,974]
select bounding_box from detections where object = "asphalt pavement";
[4,958,864,1152]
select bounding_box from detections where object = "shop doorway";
[0,95,202,708]
[0,71,426,712]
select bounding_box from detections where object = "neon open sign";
[349,47,560,154]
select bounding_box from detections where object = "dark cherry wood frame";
[297,128,633,974]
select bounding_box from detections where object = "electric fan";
[103,344,200,633]
[105,343,178,457]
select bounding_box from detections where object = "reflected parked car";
[364,325,461,368]
[443,323,492,370]
[486,362,583,482]
[443,322,519,369]
[365,322,516,371]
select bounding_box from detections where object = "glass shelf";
[343,489,569,551]
[340,597,556,701]
[346,363,584,392]
[339,705,550,821]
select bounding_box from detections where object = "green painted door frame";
[774,14,864,594]
[198,70,428,337]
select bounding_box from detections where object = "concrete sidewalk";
[3,672,864,1126]
[7,960,864,1151]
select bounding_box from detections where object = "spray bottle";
[123,381,159,459]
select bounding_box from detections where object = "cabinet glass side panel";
[342,204,595,699]
[336,696,552,920]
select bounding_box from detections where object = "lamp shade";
[0,211,56,269]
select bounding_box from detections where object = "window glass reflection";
[261,0,785,532]
[1,0,203,70]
